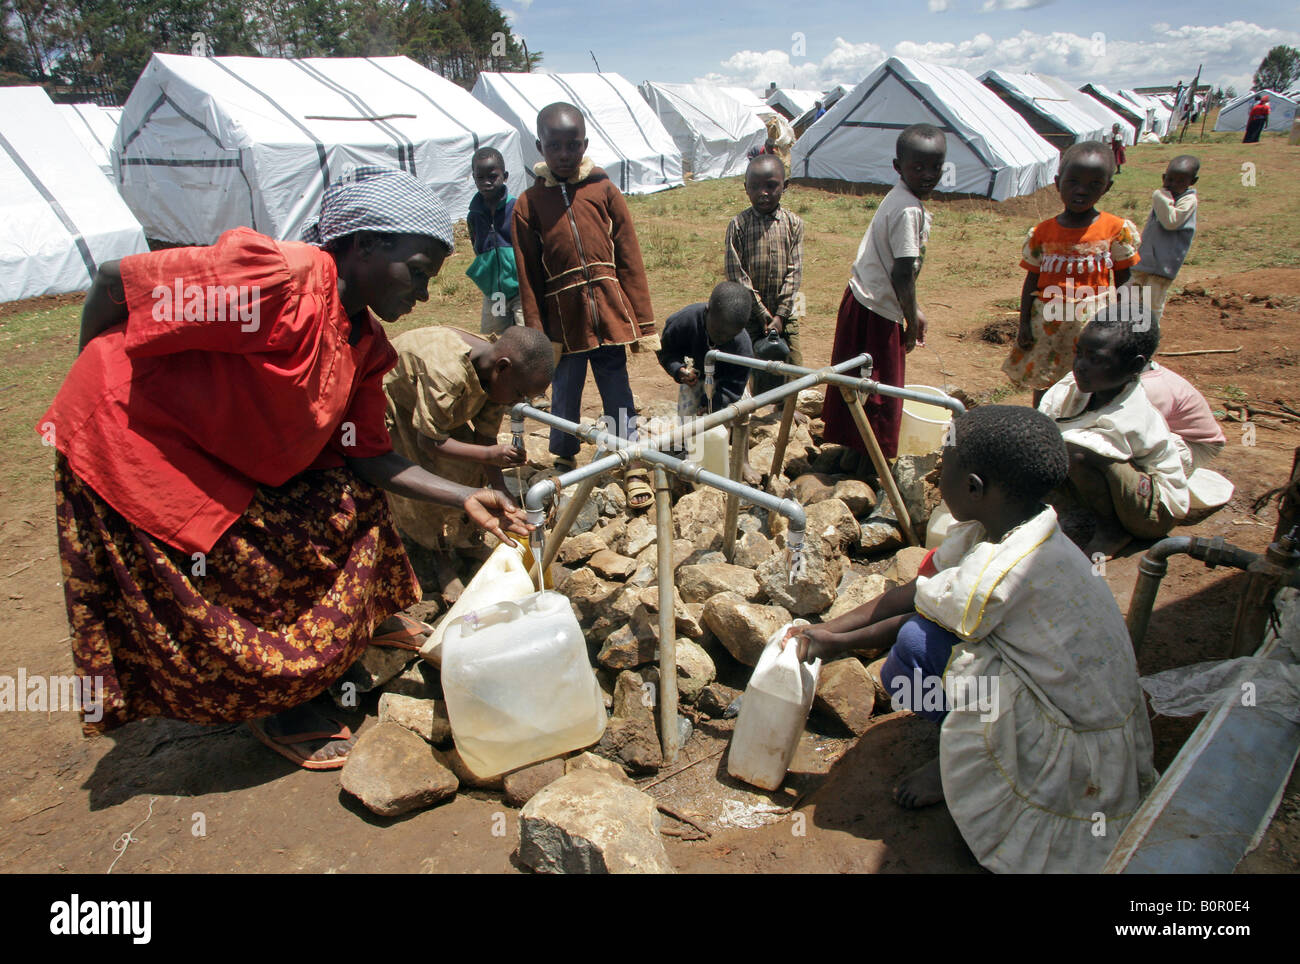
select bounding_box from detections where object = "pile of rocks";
[326,387,945,873]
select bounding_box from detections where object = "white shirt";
[1039,373,1190,518]
[847,182,931,324]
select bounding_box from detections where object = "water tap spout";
[785,521,807,585]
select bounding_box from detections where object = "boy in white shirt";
[1039,311,1189,558]
[821,124,945,470]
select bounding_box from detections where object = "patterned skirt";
[55,455,420,734]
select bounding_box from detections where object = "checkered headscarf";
[301,166,454,252]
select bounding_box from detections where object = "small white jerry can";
[727,621,821,791]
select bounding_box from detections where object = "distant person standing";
[1109,123,1126,174]
[1243,93,1270,143]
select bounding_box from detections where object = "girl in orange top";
[1003,142,1141,405]
[39,168,529,769]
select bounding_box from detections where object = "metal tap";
[704,358,716,404]
[785,525,807,585]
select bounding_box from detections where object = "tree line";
[0,0,539,103]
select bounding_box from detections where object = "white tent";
[472,72,682,196]
[114,53,526,246]
[1215,90,1298,133]
[1119,89,1173,137]
[1052,77,1136,145]
[982,70,1113,148]
[792,58,1058,201]
[56,103,122,177]
[822,84,852,109]
[766,87,823,120]
[1079,83,1148,137]
[638,82,766,180]
[1,88,147,303]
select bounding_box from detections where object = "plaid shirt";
[725,206,804,328]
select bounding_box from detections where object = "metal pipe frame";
[654,465,681,763]
[705,350,968,416]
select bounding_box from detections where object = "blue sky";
[501,1,1300,94]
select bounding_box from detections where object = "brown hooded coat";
[512,159,656,354]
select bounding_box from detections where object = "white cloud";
[982,0,1054,10]
[702,21,1300,94]
[696,37,886,91]
[928,0,951,12]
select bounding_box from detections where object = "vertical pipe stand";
[654,465,681,764]
[722,412,750,563]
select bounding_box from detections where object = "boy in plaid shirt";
[725,154,804,366]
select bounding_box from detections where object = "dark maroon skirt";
[821,287,906,458]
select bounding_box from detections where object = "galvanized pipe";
[654,464,680,764]
[707,350,967,416]
[722,412,750,563]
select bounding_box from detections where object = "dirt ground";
[2,224,1298,874]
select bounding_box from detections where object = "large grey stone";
[589,586,644,643]
[518,770,675,874]
[340,723,458,817]
[677,563,761,604]
[701,592,792,666]
[796,388,825,417]
[566,496,602,536]
[593,482,627,517]
[377,693,452,745]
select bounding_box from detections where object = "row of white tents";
[2,51,1289,303]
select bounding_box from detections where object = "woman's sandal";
[624,467,654,512]
[369,612,433,651]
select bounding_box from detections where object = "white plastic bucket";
[897,384,953,457]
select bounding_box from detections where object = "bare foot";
[1083,521,1132,560]
[894,756,944,809]
[741,460,762,486]
[793,410,811,426]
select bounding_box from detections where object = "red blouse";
[39,228,397,554]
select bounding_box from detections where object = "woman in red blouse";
[40,167,529,769]
[1243,93,1271,143]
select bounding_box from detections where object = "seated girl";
[1038,311,1189,558]
[784,405,1155,874]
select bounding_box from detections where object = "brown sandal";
[624,468,654,512]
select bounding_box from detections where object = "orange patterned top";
[1020,211,1141,299]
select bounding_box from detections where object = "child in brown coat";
[513,102,659,509]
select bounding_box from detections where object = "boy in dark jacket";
[513,102,659,509]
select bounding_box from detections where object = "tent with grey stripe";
[114,54,525,246]
[791,58,1058,202]
[1,87,146,303]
